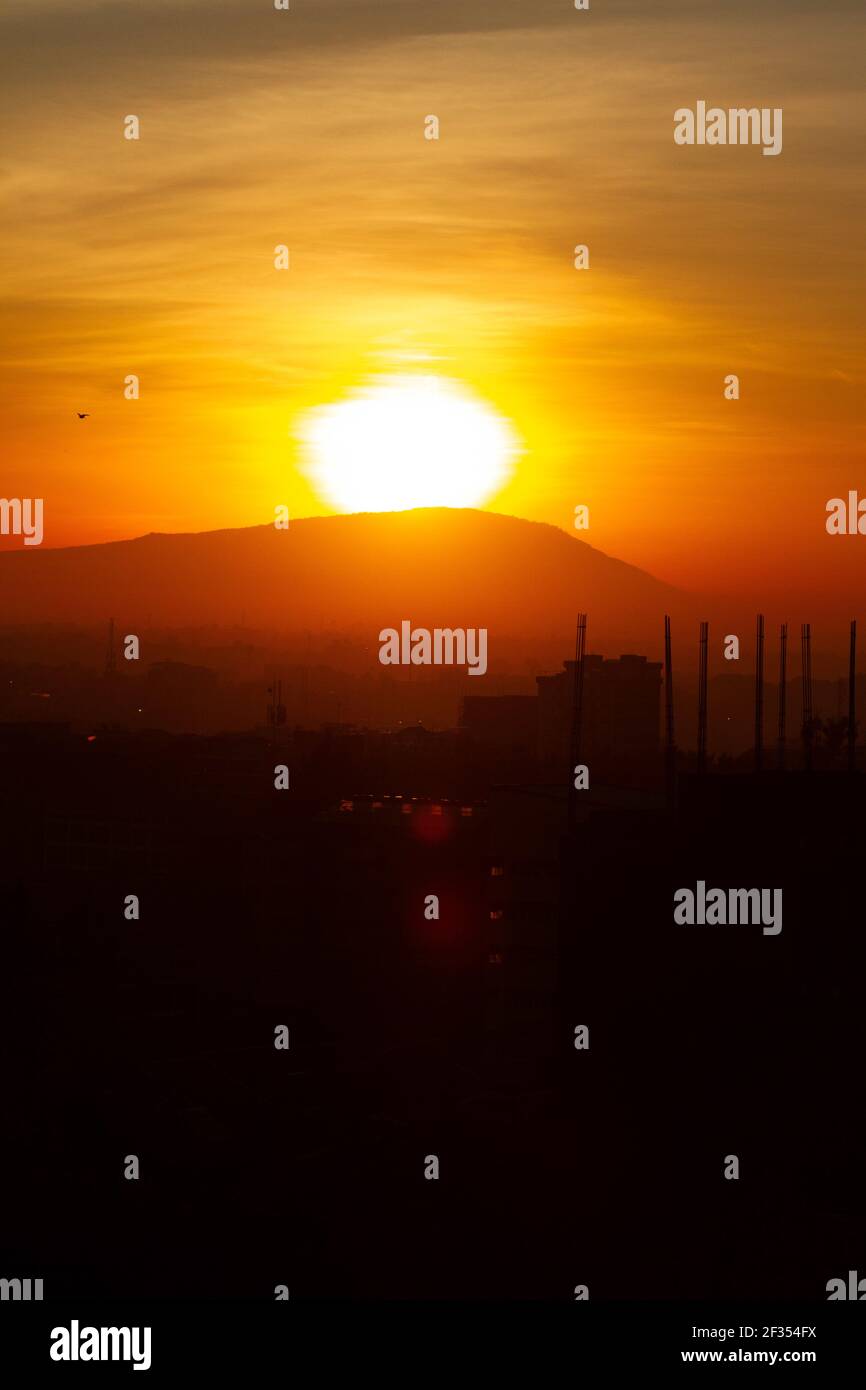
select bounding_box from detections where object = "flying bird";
[77,412,90,419]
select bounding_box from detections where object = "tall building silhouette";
[537,654,662,764]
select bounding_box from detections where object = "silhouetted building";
[536,654,661,764]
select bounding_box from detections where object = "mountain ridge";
[0,507,697,658]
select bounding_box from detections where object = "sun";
[297,374,519,512]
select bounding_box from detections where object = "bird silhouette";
[77,413,90,419]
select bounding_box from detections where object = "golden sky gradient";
[1,0,863,602]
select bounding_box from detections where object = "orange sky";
[1,0,863,604]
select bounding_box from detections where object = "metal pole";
[664,615,676,809]
[777,623,787,769]
[849,619,857,773]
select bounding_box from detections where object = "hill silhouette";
[0,508,697,661]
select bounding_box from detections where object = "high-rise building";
[536,653,662,765]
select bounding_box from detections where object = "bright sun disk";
[297,374,519,513]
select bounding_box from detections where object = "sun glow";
[297,374,519,513]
